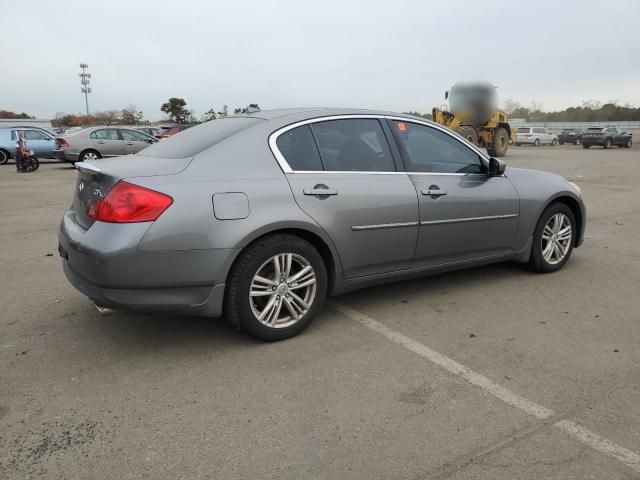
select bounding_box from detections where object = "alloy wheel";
[541,213,573,265]
[249,253,317,328]
[83,152,99,161]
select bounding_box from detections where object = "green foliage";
[0,110,34,119]
[504,100,640,122]
[160,97,191,124]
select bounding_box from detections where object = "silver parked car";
[59,108,586,341]
[54,126,157,164]
[515,127,558,146]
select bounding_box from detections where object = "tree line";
[503,100,640,122]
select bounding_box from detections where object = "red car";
[155,125,192,140]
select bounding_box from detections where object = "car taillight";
[87,181,173,223]
[56,138,70,149]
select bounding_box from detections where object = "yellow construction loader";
[432,83,513,157]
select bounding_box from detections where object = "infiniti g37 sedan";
[59,108,586,341]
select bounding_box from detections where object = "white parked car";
[515,127,558,146]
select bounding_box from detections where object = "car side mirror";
[146,138,154,143]
[488,157,506,176]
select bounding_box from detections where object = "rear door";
[388,119,519,266]
[121,129,154,154]
[275,117,419,279]
[90,128,125,156]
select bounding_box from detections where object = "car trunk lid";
[71,156,191,229]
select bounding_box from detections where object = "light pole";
[79,63,92,118]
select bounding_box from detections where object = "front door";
[276,118,419,279]
[388,119,520,266]
[20,129,54,157]
[121,129,154,154]
[90,128,125,157]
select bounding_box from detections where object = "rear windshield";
[138,117,263,159]
[517,127,530,133]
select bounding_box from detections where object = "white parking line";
[330,301,640,474]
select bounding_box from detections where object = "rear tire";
[456,125,478,146]
[487,127,509,157]
[551,138,558,146]
[0,149,10,165]
[583,144,590,149]
[79,149,101,162]
[225,234,328,341]
[529,203,576,273]
[558,140,564,145]
[604,138,612,149]
[533,138,540,147]
[625,139,632,148]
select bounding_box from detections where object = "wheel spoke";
[273,256,282,280]
[283,297,300,320]
[290,277,316,290]
[258,295,278,321]
[268,297,283,325]
[284,254,292,279]
[543,242,554,261]
[288,265,312,283]
[253,275,277,286]
[288,291,309,310]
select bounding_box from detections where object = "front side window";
[311,119,395,172]
[24,130,49,140]
[91,129,120,140]
[276,125,323,171]
[391,121,484,174]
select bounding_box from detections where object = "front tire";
[487,127,509,157]
[575,138,581,145]
[604,138,612,149]
[225,234,328,341]
[533,138,540,147]
[529,203,576,273]
[625,139,632,148]
[551,138,558,146]
[583,144,590,149]
[558,140,564,145]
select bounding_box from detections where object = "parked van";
[515,127,558,146]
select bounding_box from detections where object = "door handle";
[97,141,105,144]
[421,188,447,196]
[303,188,338,196]
[126,142,134,145]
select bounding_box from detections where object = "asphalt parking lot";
[1,143,640,479]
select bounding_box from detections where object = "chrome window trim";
[268,114,490,175]
[421,213,518,226]
[351,221,419,231]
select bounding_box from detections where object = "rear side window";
[533,128,545,134]
[517,127,530,133]
[91,129,120,140]
[138,117,262,159]
[276,125,323,171]
[311,119,395,172]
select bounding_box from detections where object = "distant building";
[0,118,53,128]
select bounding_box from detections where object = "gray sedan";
[59,108,586,341]
[54,126,157,164]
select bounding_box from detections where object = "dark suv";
[582,127,632,149]
[558,128,584,145]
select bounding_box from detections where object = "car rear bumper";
[54,150,79,162]
[58,210,238,318]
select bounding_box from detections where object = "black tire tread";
[529,202,576,273]
[224,233,327,341]
[487,127,509,157]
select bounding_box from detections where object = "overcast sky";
[2,0,639,120]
